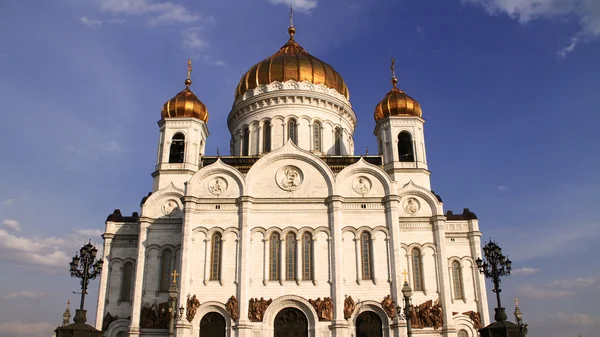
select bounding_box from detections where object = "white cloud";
[4,198,14,205]
[0,321,55,337]
[512,267,540,275]
[0,228,103,271]
[182,27,209,50]
[497,185,508,191]
[517,284,574,299]
[2,290,47,300]
[78,16,103,28]
[549,275,598,288]
[555,312,595,326]
[98,0,200,25]
[268,0,318,12]
[3,219,21,232]
[463,0,600,55]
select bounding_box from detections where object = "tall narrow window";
[302,233,313,280]
[242,128,250,156]
[159,249,173,291]
[285,233,297,280]
[263,121,271,153]
[210,233,222,281]
[411,249,423,291]
[269,233,281,281]
[288,120,297,144]
[313,122,322,152]
[169,133,185,163]
[360,232,373,280]
[452,260,464,299]
[398,131,414,162]
[120,262,134,302]
[334,128,342,155]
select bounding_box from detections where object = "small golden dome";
[235,26,349,101]
[161,60,209,122]
[374,58,422,121]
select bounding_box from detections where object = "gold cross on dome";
[391,57,398,88]
[402,269,409,283]
[187,59,192,81]
[67,300,70,309]
[515,298,519,306]
[171,269,179,284]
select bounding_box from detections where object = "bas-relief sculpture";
[102,312,119,332]
[409,299,444,329]
[186,294,201,322]
[404,197,420,214]
[463,311,482,329]
[248,297,272,322]
[226,295,239,321]
[209,177,227,195]
[353,176,371,195]
[308,297,333,321]
[381,295,396,319]
[343,296,356,320]
[161,199,180,215]
[140,301,169,329]
[276,166,303,191]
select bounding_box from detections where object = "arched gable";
[262,295,318,333]
[350,300,391,337]
[188,158,246,198]
[104,317,130,337]
[195,301,232,337]
[140,182,184,219]
[398,180,443,217]
[336,157,394,197]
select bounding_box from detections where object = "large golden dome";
[235,27,349,101]
[374,59,422,121]
[162,60,209,122]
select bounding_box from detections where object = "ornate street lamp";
[168,270,180,337]
[394,270,413,337]
[476,240,511,322]
[70,241,104,312]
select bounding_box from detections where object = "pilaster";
[95,233,114,329]
[236,196,255,337]
[175,192,195,337]
[383,195,404,323]
[468,219,489,326]
[432,217,457,337]
[129,221,150,336]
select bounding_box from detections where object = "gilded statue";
[186,294,201,322]
[381,295,396,319]
[344,296,356,320]
[463,311,481,329]
[309,297,333,321]
[226,295,239,321]
[140,301,169,329]
[102,312,118,332]
[248,297,272,322]
[410,299,444,329]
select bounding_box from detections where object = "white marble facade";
[95,42,490,337]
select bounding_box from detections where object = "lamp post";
[476,240,512,322]
[70,241,104,317]
[394,270,413,337]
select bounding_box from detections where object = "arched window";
[168,133,185,163]
[301,233,313,280]
[120,261,134,302]
[210,233,222,281]
[398,131,414,162]
[313,122,322,152]
[159,249,173,291]
[452,260,464,299]
[269,233,281,281]
[334,128,342,155]
[285,233,297,280]
[242,128,250,156]
[458,330,468,337]
[263,121,271,153]
[411,248,423,291]
[288,120,297,144]
[360,232,373,280]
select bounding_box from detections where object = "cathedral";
[95,18,490,337]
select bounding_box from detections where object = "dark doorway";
[356,311,382,337]
[274,308,308,337]
[200,312,226,337]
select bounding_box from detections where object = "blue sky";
[1,0,599,336]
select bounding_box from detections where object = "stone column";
[95,233,114,329]
[432,216,456,337]
[234,196,254,337]
[384,196,404,337]
[327,196,349,337]
[467,219,489,326]
[175,195,194,337]
[129,221,150,336]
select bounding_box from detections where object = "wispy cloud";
[0,321,55,337]
[517,284,574,299]
[518,273,599,299]
[549,275,598,288]
[3,219,21,232]
[417,25,425,37]
[268,0,318,12]
[182,27,209,50]
[78,16,102,28]
[512,267,539,275]
[4,198,14,205]
[462,0,600,56]
[1,290,47,300]
[554,312,595,326]
[98,0,200,25]
[497,185,508,191]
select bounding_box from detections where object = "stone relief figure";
[344,296,356,320]
[381,295,396,319]
[209,177,227,195]
[186,294,201,322]
[281,167,300,190]
[226,295,239,321]
[463,311,481,329]
[161,200,179,215]
[309,297,333,321]
[410,299,444,329]
[405,198,419,214]
[353,177,371,194]
[248,297,272,322]
[140,302,169,329]
[102,312,119,332]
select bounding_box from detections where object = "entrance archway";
[356,311,382,337]
[199,312,226,337]
[274,307,308,337]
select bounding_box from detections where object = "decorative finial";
[288,5,296,40]
[67,300,70,310]
[391,57,398,88]
[171,269,179,284]
[365,146,369,156]
[185,59,192,87]
[402,269,409,283]
[217,148,220,157]
[515,298,519,307]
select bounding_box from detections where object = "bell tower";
[374,58,430,189]
[153,60,209,191]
